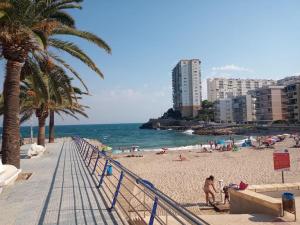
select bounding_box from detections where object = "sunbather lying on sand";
[202,147,212,153]
[156,148,168,155]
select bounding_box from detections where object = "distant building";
[278,75,300,86]
[214,98,233,123]
[285,83,300,122]
[232,95,256,123]
[172,59,202,118]
[248,86,287,122]
[207,78,276,102]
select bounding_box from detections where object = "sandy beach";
[115,137,300,206]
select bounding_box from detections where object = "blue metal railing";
[72,137,209,225]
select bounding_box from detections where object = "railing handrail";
[74,136,209,225]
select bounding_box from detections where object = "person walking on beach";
[203,175,218,206]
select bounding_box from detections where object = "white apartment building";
[207,78,276,102]
[172,59,202,118]
[277,75,300,86]
[214,99,233,123]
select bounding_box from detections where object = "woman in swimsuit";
[203,175,218,205]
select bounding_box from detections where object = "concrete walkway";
[0,139,123,225]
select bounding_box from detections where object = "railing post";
[97,159,109,188]
[143,187,146,218]
[84,145,91,161]
[149,197,158,225]
[92,152,101,175]
[109,171,124,211]
[88,147,96,167]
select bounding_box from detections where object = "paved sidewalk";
[0,139,123,225]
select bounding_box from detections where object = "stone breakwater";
[140,119,300,136]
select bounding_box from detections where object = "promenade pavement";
[0,139,123,225]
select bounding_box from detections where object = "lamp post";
[30,116,33,144]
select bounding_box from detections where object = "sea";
[19,123,244,151]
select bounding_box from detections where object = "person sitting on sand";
[203,175,218,206]
[179,154,187,161]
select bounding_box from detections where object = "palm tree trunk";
[49,110,55,143]
[1,60,22,168]
[38,116,46,146]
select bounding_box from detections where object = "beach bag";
[239,181,248,190]
[228,183,239,190]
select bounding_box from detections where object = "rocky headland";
[140,118,300,136]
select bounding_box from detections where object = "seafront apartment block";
[172,59,202,118]
[232,95,256,123]
[248,86,288,122]
[214,98,233,123]
[207,78,276,102]
[285,83,300,122]
[214,95,255,123]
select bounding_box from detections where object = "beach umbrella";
[102,145,112,151]
[217,139,225,145]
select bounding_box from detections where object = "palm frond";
[58,109,79,120]
[41,0,83,17]
[49,38,104,78]
[57,3,82,10]
[20,110,34,124]
[48,52,89,92]
[50,11,75,27]
[52,25,111,53]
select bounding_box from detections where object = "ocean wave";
[183,129,194,135]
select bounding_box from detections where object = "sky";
[2,0,300,125]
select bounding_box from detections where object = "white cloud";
[52,85,173,124]
[212,64,252,73]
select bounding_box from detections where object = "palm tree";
[0,2,44,167]
[48,86,88,143]
[19,58,87,146]
[0,1,111,167]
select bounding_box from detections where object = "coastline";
[114,136,299,210]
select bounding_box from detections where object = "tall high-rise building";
[172,59,202,118]
[207,78,276,102]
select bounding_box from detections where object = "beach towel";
[239,181,248,190]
